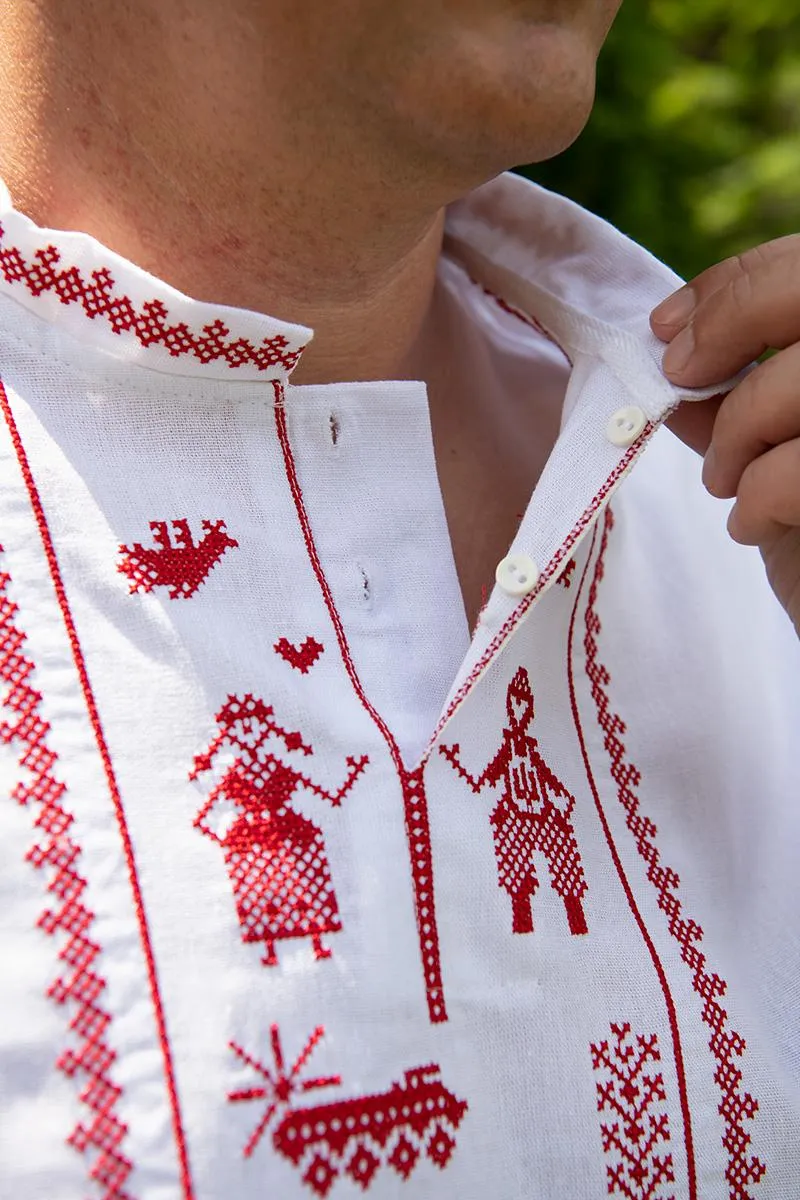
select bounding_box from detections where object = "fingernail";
[702,444,718,492]
[663,325,695,377]
[652,287,696,326]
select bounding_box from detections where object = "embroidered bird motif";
[118,517,238,599]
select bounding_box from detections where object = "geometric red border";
[0,550,133,1197]
[426,283,653,748]
[0,225,303,375]
[567,518,698,1200]
[579,508,766,1200]
[0,380,195,1198]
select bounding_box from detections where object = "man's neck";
[0,0,447,384]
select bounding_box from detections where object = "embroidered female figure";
[440,666,588,936]
[191,693,367,965]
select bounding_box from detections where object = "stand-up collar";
[0,181,313,382]
[445,172,726,424]
[0,170,727,407]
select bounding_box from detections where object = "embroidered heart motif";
[274,636,324,674]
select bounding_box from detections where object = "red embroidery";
[428,432,654,751]
[275,636,324,674]
[228,1025,468,1196]
[568,523,696,1196]
[475,279,573,365]
[274,389,447,1023]
[584,509,765,1198]
[118,518,238,600]
[591,1023,675,1200]
[0,554,133,1197]
[440,666,589,936]
[0,381,194,1195]
[0,224,304,372]
[399,765,446,1018]
[558,557,578,589]
[191,693,367,966]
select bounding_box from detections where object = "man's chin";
[447,61,599,181]
[352,19,603,192]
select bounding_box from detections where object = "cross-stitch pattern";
[440,665,589,936]
[0,223,304,372]
[228,1025,468,1196]
[591,1023,675,1200]
[191,693,367,966]
[274,395,447,1023]
[274,636,325,674]
[585,509,766,1199]
[558,557,578,589]
[0,553,132,1198]
[118,518,238,600]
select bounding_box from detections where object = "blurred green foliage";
[519,0,800,280]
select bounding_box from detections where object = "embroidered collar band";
[0,172,732,406]
[0,179,313,382]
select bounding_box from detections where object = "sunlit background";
[520,0,800,280]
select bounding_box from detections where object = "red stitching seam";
[0,222,304,373]
[0,553,133,1198]
[0,381,195,1199]
[427,429,652,752]
[566,520,697,1200]
[273,383,447,1023]
[583,507,766,1199]
[475,278,574,367]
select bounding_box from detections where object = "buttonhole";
[329,413,340,446]
[360,568,370,602]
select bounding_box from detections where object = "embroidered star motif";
[228,1025,340,1158]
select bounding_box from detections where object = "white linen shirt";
[0,171,798,1200]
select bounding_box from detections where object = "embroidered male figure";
[441,666,588,936]
[191,693,367,966]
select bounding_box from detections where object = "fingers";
[652,235,798,331]
[652,236,800,634]
[702,342,800,497]
[727,437,800,546]
[758,526,800,623]
[663,391,724,458]
[650,235,800,387]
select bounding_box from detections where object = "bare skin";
[654,237,800,639]
[0,0,621,624]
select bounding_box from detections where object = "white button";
[606,405,647,447]
[495,553,539,597]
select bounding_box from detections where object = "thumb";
[663,392,726,457]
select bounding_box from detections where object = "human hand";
[650,236,800,636]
